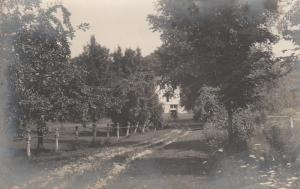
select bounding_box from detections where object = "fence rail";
[15,122,158,158]
[267,115,300,129]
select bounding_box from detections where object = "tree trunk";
[37,118,46,152]
[142,122,147,133]
[37,130,44,151]
[226,104,247,153]
[227,106,235,150]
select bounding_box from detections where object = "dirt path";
[7,125,299,189]
[104,128,210,189]
[9,128,195,189]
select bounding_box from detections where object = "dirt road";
[8,127,210,189]
[6,125,300,189]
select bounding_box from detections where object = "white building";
[156,85,187,114]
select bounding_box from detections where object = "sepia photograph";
[1,0,300,188]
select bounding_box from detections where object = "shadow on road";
[127,157,208,177]
[164,140,213,153]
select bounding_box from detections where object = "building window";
[166,96,170,102]
[170,104,178,109]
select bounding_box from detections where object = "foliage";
[201,96,259,149]
[191,86,227,126]
[72,36,112,123]
[232,106,259,142]
[260,74,296,116]
[148,0,295,150]
[279,1,300,47]
[263,118,300,164]
[4,1,80,129]
[73,38,163,128]
[203,122,228,150]
[2,0,163,132]
[108,47,163,128]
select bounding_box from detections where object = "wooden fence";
[267,115,300,129]
[15,122,157,158]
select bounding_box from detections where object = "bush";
[192,86,260,150]
[248,118,300,166]
[232,107,259,144]
[263,119,300,163]
[203,122,228,149]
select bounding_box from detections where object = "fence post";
[162,120,165,129]
[26,129,31,158]
[107,123,110,138]
[75,126,79,140]
[134,123,138,134]
[55,128,59,152]
[142,123,146,134]
[92,123,97,143]
[126,122,131,137]
[117,123,120,140]
[290,117,294,129]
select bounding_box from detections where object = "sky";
[44,0,298,58]
[46,0,162,57]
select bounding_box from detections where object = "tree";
[73,41,163,133]
[108,47,163,132]
[149,0,292,151]
[279,1,300,48]
[6,2,77,150]
[72,36,112,125]
[0,0,43,133]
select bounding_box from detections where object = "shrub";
[232,107,259,144]
[263,119,300,163]
[203,122,228,149]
